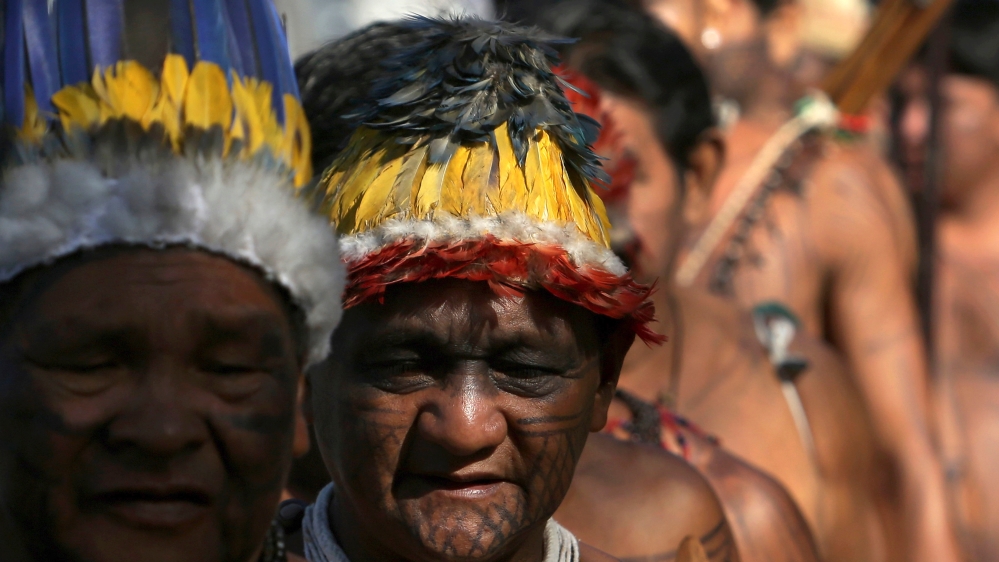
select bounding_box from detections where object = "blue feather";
[191,0,230,71]
[246,0,285,121]
[169,0,196,66]
[3,0,26,128]
[84,0,124,68]
[24,0,59,113]
[265,0,298,98]
[219,0,245,76]
[224,0,257,77]
[58,0,89,85]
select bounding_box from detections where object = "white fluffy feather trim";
[340,211,627,276]
[0,155,344,367]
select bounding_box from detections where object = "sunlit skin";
[0,247,310,562]
[640,1,958,560]
[900,70,999,561]
[307,279,623,562]
[584,91,830,562]
[556,433,740,562]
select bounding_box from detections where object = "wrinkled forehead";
[1,247,297,344]
[335,279,599,353]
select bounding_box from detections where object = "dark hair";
[949,0,999,89]
[543,0,714,169]
[750,0,780,16]
[295,23,428,172]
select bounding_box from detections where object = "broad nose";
[415,374,507,458]
[105,368,209,460]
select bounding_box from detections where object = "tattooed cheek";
[522,427,590,521]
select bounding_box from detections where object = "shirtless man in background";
[548,2,883,560]
[640,0,958,560]
[899,2,999,559]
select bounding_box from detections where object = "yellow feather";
[415,141,454,219]
[161,55,190,104]
[144,58,189,148]
[90,67,115,123]
[441,146,471,215]
[280,94,312,187]
[318,166,348,218]
[22,53,303,184]
[340,147,392,231]
[494,123,527,213]
[524,135,549,219]
[390,144,428,216]
[229,112,246,148]
[562,165,591,238]
[328,130,385,222]
[542,134,569,222]
[96,62,158,125]
[416,162,447,218]
[184,62,232,131]
[18,85,47,143]
[52,84,101,133]
[462,142,496,216]
[355,154,405,225]
[230,76,261,153]
[585,182,612,247]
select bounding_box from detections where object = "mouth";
[401,474,509,499]
[88,487,213,529]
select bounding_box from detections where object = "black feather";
[296,16,607,186]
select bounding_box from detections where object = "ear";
[702,0,735,29]
[682,130,726,227]
[293,375,311,458]
[764,2,803,69]
[589,325,636,431]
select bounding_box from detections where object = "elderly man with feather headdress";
[0,1,343,561]
[291,15,727,562]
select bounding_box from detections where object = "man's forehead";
[9,248,291,335]
[345,281,593,348]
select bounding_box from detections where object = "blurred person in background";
[899,1,999,559]
[632,0,958,560]
[546,2,888,560]
[0,1,344,561]
[297,21,741,562]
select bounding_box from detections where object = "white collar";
[302,483,579,562]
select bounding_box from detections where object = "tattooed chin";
[393,487,540,559]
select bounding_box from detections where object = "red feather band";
[343,236,666,345]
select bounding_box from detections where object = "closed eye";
[364,359,438,392]
[25,357,119,373]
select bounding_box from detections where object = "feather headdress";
[0,0,343,366]
[302,17,660,343]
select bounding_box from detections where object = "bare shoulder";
[807,142,916,267]
[287,554,307,562]
[558,433,734,560]
[591,433,724,521]
[579,542,622,562]
[685,432,820,562]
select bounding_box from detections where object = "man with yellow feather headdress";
[0,1,343,561]
[293,15,725,562]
